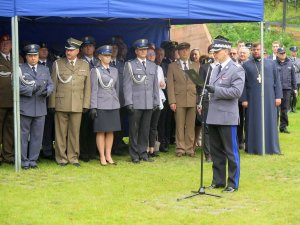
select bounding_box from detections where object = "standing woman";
[90,45,121,166]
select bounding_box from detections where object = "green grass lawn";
[1,111,300,225]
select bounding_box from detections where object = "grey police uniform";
[90,65,121,131]
[123,58,160,161]
[19,63,54,167]
[207,59,245,190]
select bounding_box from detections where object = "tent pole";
[260,22,265,156]
[11,16,21,171]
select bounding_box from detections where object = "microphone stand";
[177,63,222,201]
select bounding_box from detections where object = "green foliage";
[208,23,295,53]
[208,0,300,52]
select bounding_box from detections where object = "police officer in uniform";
[38,42,55,160]
[110,38,126,155]
[0,34,15,164]
[289,46,300,112]
[206,37,245,192]
[275,47,297,133]
[79,36,98,162]
[123,39,160,163]
[19,44,54,169]
[49,38,91,167]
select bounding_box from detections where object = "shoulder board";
[78,59,89,64]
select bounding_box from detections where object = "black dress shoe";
[208,184,225,189]
[58,162,68,167]
[141,157,154,162]
[30,165,38,169]
[222,187,237,193]
[22,166,30,170]
[72,163,80,167]
[132,159,140,164]
[280,129,290,134]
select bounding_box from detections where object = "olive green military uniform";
[49,58,91,164]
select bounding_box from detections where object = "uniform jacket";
[90,65,120,110]
[276,58,297,90]
[123,58,160,110]
[111,59,125,107]
[206,60,245,125]
[167,60,198,107]
[0,53,13,107]
[48,58,91,112]
[81,56,99,69]
[289,57,300,84]
[19,63,54,117]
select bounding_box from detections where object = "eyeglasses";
[230,52,237,55]
[147,53,156,56]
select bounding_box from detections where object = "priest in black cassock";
[241,42,283,155]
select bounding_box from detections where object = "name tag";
[79,69,86,72]
[136,68,142,71]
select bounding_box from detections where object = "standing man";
[167,42,198,157]
[38,42,55,160]
[289,46,300,112]
[123,39,160,163]
[275,47,297,133]
[111,38,126,155]
[19,44,54,169]
[269,41,280,60]
[49,38,91,167]
[79,36,98,162]
[241,42,282,154]
[0,34,14,165]
[206,37,245,192]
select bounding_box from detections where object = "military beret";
[177,42,191,50]
[65,38,82,50]
[210,36,232,52]
[0,34,11,43]
[96,45,112,55]
[23,44,40,55]
[289,46,298,52]
[39,42,48,49]
[81,36,96,46]
[133,39,148,49]
[277,47,286,54]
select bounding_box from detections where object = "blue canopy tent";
[0,0,264,171]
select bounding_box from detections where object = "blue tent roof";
[0,0,263,22]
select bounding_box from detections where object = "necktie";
[183,62,188,70]
[142,61,146,70]
[6,55,10,61]
[106,68,110,73]
[41,61,46,66]
[217,65,222,76]
[32,66,37,76]
[90,59,94,67]
[70,61,74,66]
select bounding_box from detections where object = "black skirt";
[93,109,121,132]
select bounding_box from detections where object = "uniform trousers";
[112,107,127,152]
[149,109,161,147]
[42,111,55,157]
[21,115,45,167]
[79,110,96,161]
[128,109,152,161]
[209,125,240,189]
[175,106,196,154]
[55,111,82,164]
[280,89,291,131]
[0,108,14,162]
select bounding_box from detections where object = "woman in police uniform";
[90,45,121,166]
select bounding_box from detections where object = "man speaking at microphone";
[205,36,245,193]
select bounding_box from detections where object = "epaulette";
[80,59,89,64]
